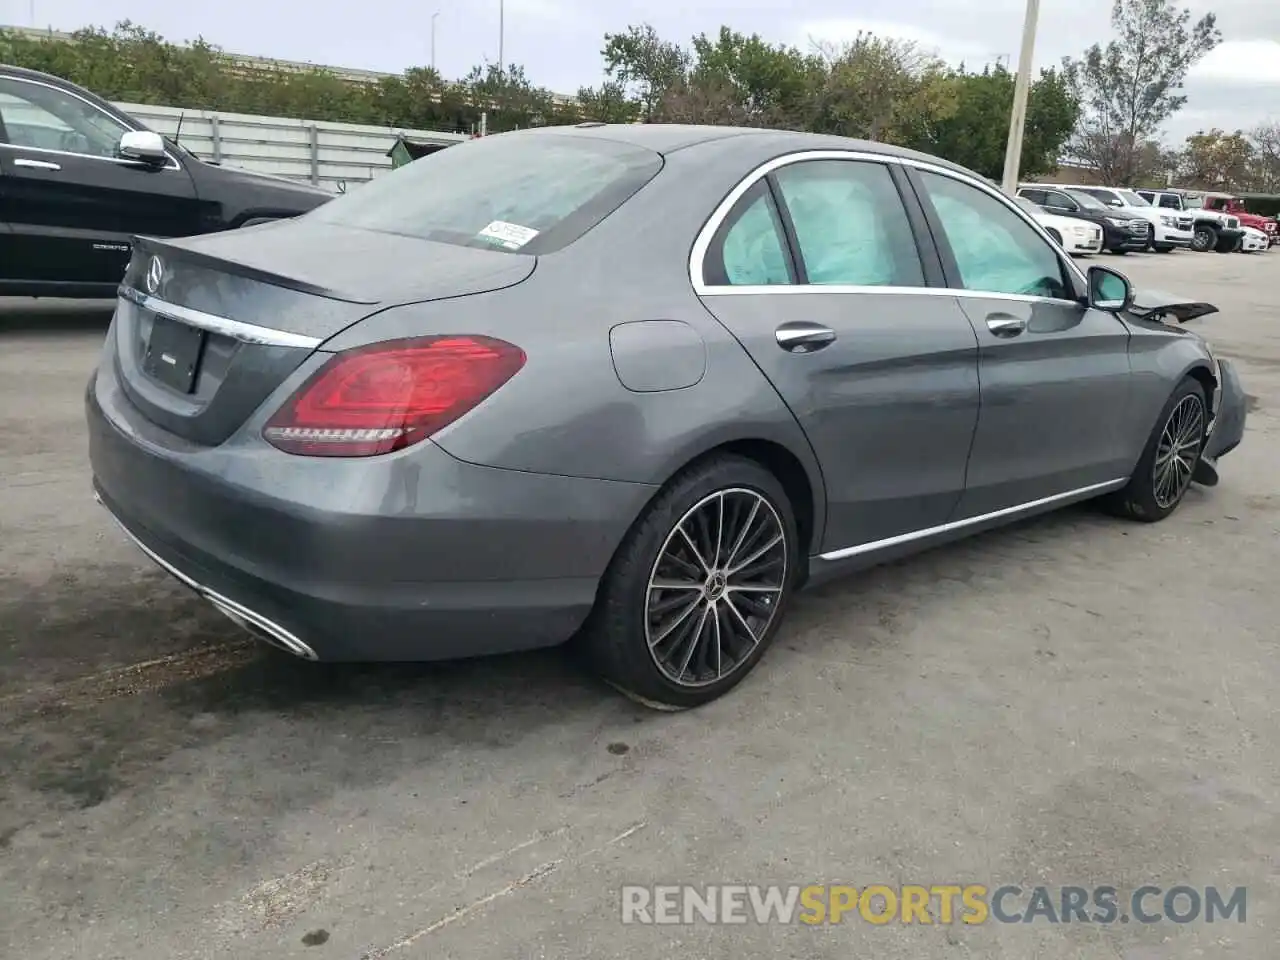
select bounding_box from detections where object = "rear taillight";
[263,335,525,457]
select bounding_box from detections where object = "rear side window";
[311,133,662,255]
[1159,195,1181,209]
[705,180,794,286]
[1019,188,1047,204]
[772,160,924,287]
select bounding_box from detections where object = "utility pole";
[1000,0,1041,195]
[498,0,504,76]
[430,11,439,70]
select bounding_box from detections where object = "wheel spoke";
[726,533,784,577]
[648,593,702,649]
[676,524,711,575]
[723,499,761,570]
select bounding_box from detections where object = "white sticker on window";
[476,220,540,250]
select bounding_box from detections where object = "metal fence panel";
[113,103,468,192]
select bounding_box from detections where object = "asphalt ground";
[1,248,1277,959]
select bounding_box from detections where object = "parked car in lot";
[0,65,333,298]
[86,125,1248,709]
[1240,225,1270,252]
[1134,189,1248,253]
[1016,185,1150,254]
[1191,191,1278,245]
[1041,184,1196,252]
[1011,195,1103,255]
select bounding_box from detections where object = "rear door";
[906,167,1136,517]
[0,73,203,288]
[694,154,981,553]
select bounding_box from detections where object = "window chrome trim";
[0,75,182,170]
[697,284,1082,308]
[120,287,323,349]
[817,478,1128,562]
[690,148,1088,299]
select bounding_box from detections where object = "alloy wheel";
[1192,228,1213,252]
[644,488,788,688]
[1152,394,1205,509]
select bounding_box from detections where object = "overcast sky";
[7,0,1279,142]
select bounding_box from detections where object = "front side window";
[771,160,924,287]
[1019,188,1047,204]
[705,181,793,286]
[0,77,128,158]
[1159,194,1181,209]
[312,132,663,255]
[918,171,1072,301]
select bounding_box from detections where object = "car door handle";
[986,314,1027,338]
[14,158,61,171]
[775,322,837,353]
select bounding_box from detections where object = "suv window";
[1158,194,1182,210]
[705,180,794,286]
[919,171,1071,301]
[312,133,663,255]
[1019,188,1048,204]
[1045,191,1078,210]
[0,77,128,158]
[771,159,924,286]
[1078,188,1123,207]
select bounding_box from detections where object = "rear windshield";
[310,132,663,254]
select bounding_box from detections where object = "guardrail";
[114,102,469,192]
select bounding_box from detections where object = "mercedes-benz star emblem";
[144,255,164,295]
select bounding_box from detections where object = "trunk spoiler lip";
[1126,287,1219,324]
[130,234,379,305]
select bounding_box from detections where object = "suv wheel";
[1191,225,1217,252]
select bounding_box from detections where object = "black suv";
[1016,185,1150,255]
[0,65,333,298]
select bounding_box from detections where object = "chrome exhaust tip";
[95,489,318,661]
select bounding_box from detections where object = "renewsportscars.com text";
[620,884,1247,925]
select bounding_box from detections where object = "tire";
[1103,378,1208,523]
[1154,245,1174,253]
[1046,228,1063,246]
[1108,248,1129,256]
[1191,225,1217,252]
[581,455,800,709]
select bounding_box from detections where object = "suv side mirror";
[118,130,167,165]
[1105,198,1123,207]
[1087,265,1132,313]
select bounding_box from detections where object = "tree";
[1248,123,1280,193]
[1176,128,1255,189]
[576,81,638,123]
[601,24,690,122]
[1063,0,1220,183]
[805,33,959,144]
[686,27,817,126]
[922,65,1078,180]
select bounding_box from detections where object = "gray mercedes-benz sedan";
[86,123,1248,708]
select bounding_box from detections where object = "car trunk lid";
[111,226,536,446]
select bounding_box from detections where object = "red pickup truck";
[1188,192,1278,245]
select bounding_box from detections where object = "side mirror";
[118,130,167,165]
[1106,198,1123,207]
[1087,265,1133,313]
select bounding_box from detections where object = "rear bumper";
[87,364,656,662]
[1204,359,1246,461]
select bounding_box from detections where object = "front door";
[694,156,981,553]
[909,168,1136,518]
[0,74,202,289]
